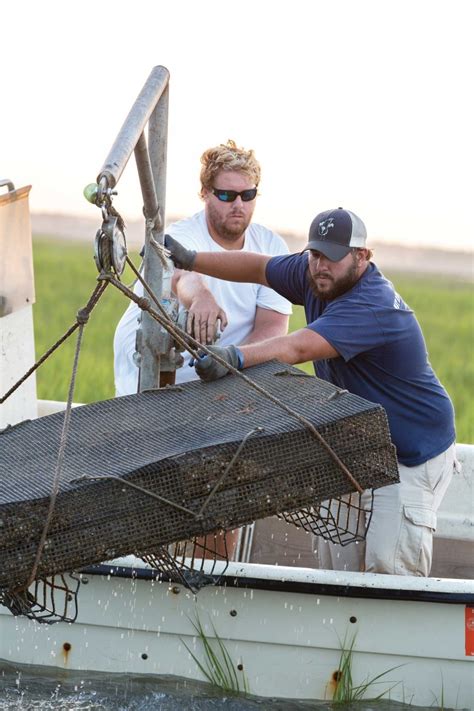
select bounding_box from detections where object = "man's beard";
[307,256,360,301]
[207,203,252,242]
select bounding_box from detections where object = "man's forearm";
[239,328,338,368]
[165,234,270,285]
[239,337,303,368]
[192,329,337,383]
[192,251,270,286]
[173,270,209,307]
[173,271,228,343]
[242,310,289,345]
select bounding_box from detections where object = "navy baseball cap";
[305,207,367,261]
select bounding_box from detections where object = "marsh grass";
[181,615,249,695]
[431,677,446,710]
[32,237,141,404]
[31,238,473,442]
[331,634,402,702]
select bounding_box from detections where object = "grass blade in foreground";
[332,633,403,702]
[181,614,249,695]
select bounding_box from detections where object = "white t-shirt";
[114,210,292,394]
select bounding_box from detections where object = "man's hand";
[194,345,244,382]
[187,293,228,345]
[164,234,196,271]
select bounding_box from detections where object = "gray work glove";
[164,234,196,271]
[193,345,244,382]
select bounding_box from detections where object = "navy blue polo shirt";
[266,254,455,466]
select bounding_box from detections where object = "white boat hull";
[1,189,473,707]
[1,559,473,707]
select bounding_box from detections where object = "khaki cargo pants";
[316,443,459,576]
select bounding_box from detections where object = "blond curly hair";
[199,139,261,198]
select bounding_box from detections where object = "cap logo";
[318,218,334,238]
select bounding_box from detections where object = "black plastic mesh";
[0,362,398,590]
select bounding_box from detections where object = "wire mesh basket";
[0,574,80,623]
[0,361,398,603]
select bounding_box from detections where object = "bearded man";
[164,207,457,578]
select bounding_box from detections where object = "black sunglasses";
[212,187,257,203]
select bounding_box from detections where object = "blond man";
[114,140,291,392]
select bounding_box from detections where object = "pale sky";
[2,0,472,251]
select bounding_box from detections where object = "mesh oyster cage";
[139,532,233,594]
[0,361,398,593]
[0,573,80,623]
[279,490,375,545]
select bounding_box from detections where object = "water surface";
[0,662,465,710]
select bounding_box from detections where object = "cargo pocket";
[395,505,437,576]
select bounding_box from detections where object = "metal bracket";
[0,179,15,193]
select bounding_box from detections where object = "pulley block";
[94,216,127,276]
